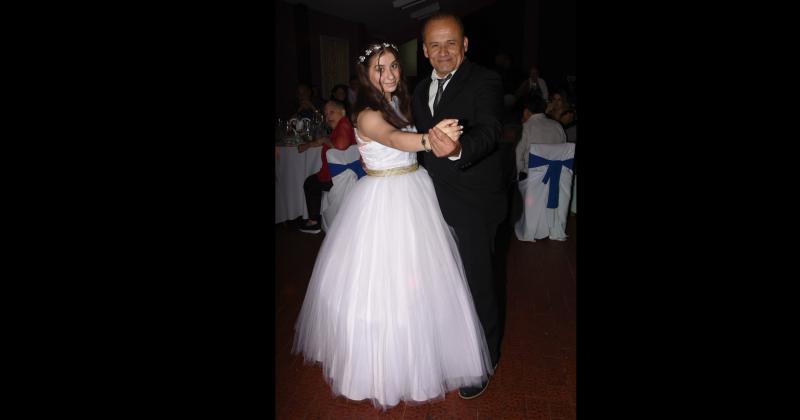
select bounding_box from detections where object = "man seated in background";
[515,93,566,180]
[515,64,549,103]
[297,99,357,234]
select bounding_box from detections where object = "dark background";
[275,0,576,117]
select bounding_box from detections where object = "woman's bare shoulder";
[356,109,384,142]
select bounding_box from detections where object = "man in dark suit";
[412,12,507,400]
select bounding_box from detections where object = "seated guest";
[563,109,577,143]
[310,85,326,111]
[330,84,348,102]
[545,88,576,142]
[293,82,318,120]
[297,99,357,234]
[347,76,359,111]
[515,93,566,180]
[330,84,351,114]
[545,88,575,126]
[516,64,549,103]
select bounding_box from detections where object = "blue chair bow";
[329,160,366,179]
[528,153,574,208]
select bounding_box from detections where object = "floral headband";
[358,43,398,64]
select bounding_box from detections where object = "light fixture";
[410,2,439,19]
[398,0,426,9]
[392,0,422,8]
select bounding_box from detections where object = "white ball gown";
[292,124,493,410]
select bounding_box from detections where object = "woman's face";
[552,94,565,108]
[367,50,400,100]
[560,110,575,125]
[333,87,347,101]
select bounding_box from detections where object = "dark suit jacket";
[412,59,507,227]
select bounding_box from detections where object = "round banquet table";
[275,145,322,223]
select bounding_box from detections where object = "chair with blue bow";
[514,142,575,242]
[570,174,577,215]
[321,144,365,232]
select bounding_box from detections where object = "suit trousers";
[303,174,333,222]
[451,220,502,366]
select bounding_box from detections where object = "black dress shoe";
[458,363,498,400]
[458,379,490,400]
[298,220,321,234]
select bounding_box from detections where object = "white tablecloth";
[275,145,322,223]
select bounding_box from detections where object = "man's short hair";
[421,12,465,42]
[525,93,546,115]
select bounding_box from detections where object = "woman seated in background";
[330,84,350,114]
[293,82,318,120]
[562,107,577,143]
[545,88,575,126]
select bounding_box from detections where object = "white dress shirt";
[427,68,462,160]
[529,77,549,102]
[515,113,566,174]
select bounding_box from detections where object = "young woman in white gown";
[292,42,493,410]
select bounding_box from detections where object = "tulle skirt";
[292,166,493,409]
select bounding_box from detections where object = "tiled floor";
[275,214,576,419]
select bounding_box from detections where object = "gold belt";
[365,163,419,177]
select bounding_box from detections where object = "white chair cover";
[321,144,363,231]
[570,174,577,214]
[514,143,575,242]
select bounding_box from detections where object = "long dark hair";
[351,42,413,129]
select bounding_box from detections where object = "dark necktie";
[432,73,452,114]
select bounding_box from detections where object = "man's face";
[422,17,468,77]
[530,67,540,80]
[551,94,565,108]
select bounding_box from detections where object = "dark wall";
[413,0,575,94]
[461,0,525,71]
[538,0,576,91]
[275,1,299,118]
[308,9,365,98]
[274,1,366,118]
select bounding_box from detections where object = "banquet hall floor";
[275,213,576,419]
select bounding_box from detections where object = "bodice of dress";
[354,97,418,171]
[355,129,417,171]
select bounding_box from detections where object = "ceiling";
[281,0,499,42]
